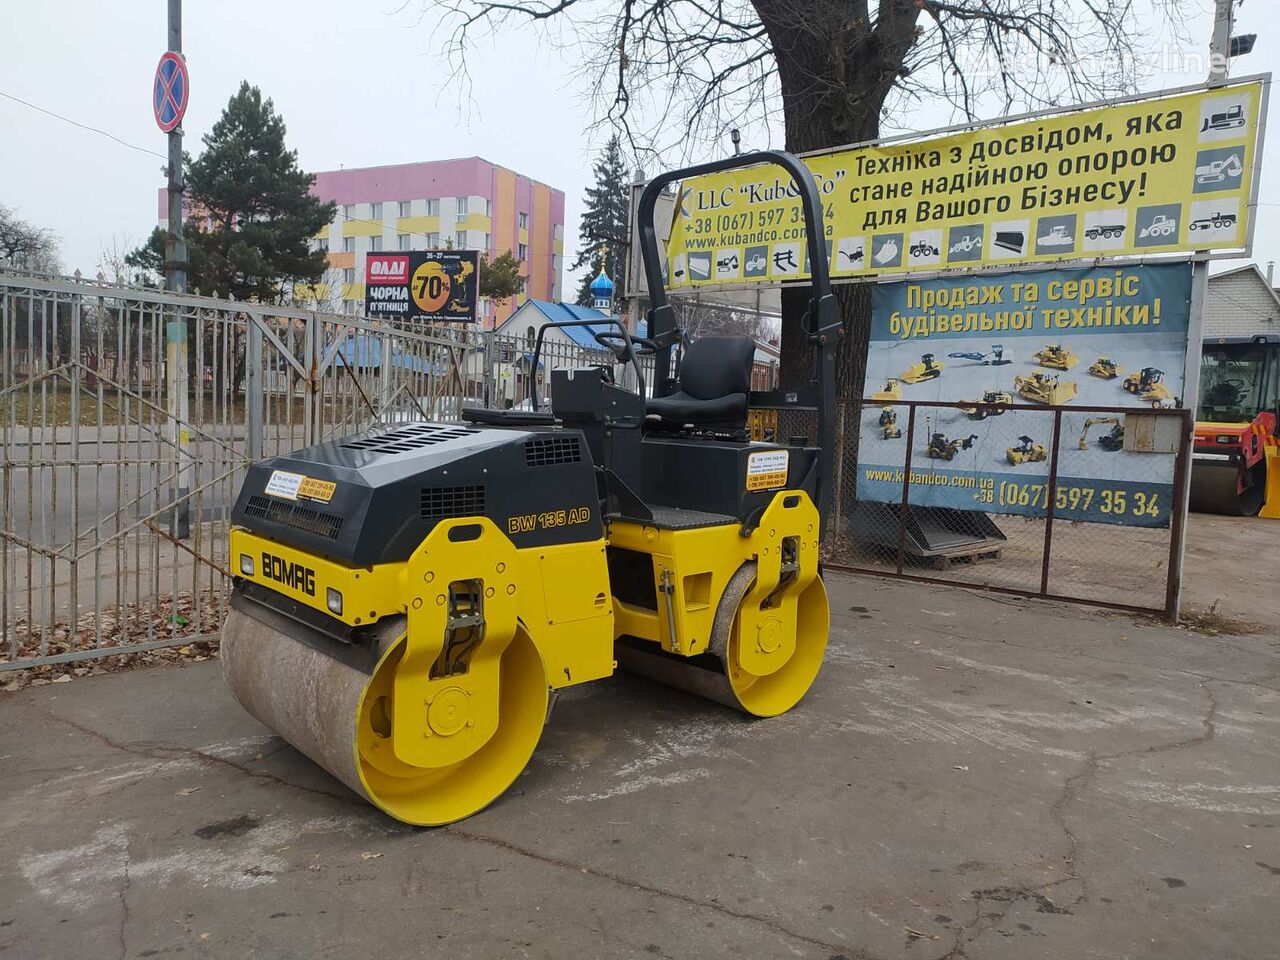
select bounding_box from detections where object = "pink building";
[160,156,565,327]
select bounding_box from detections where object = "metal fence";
[0,271,658,670]
[821,398,1192,618]
[2,269,1188,671]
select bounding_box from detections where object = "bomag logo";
[261,552,317,596]
[507,506,592,535]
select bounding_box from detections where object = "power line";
[0,88,568,268]
[0,89,167,160]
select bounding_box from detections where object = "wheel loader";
[1014,372,1078,405]
[879,405,902,439]
[1034,344,1079,370]
[219,152,839,826]
[1123,366,1174,408]
[1006,435,1048,465]
[926,429,978,461]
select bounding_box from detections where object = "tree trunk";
[754,0,921,403]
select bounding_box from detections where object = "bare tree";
[417,0,1188,395]
[0,204,60,271]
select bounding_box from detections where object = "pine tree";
[571,135,630,306]
[128,82,335,302]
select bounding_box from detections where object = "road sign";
[153,51,189,133]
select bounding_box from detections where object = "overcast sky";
[1,1,1276,288]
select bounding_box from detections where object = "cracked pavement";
[1,572,1277,960]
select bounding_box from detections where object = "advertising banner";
[855,263,1192,527]
[665,79,1264,287]
[366,250,479,323]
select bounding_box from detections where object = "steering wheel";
[593,330,657,361]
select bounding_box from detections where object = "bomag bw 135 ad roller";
[220,152,839,825]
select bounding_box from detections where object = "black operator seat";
[645,335,756,425]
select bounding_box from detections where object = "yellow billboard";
[665,78,1266,288]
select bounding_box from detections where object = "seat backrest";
[678,335,756,400]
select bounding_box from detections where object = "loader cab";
[1198,335,1280,424]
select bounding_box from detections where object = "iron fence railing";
[822,398,1192,619]
[3,270,1186,671]
[0,271,656,670]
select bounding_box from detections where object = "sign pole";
[1173,0,1234,616]
[163,0,192,539]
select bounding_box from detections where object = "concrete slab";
[1,572,1277,960]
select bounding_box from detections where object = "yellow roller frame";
[392,517,518,768]
[609,489,828,715]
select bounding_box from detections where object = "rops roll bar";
[634,150,841,533]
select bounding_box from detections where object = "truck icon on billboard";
[948,234,980,254]
[1201,104,1245,133]
[1084,223,1125,241]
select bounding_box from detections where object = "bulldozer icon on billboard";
[1034,344,1080,370]
[871,377,903,402]
[1015,372,1078,405]
[900,353,943,384]
[958,389,1013,420]
[1089,357,1122,379]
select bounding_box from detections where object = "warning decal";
[746,450,790,491]
[264,470,304,500]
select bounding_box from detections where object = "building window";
[342,236,355,253]
[454,231,467,249]
[315,237,329,252]
[398,201,411,217]
[369,235,382,252]
[484,198,492,218]
[455,197,468,221]
[398,233,411,251]
[343,267,355,283]
[345,300,358,315]
[481,233,490,251]
[518,212,528,230]
[425,199,439,216]
[426,232,440,248]
[370,202,383,220]
[342,204,354,221]
[518,242,528,261]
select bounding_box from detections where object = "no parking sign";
[153,51,189,133]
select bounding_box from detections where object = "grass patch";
[1180,599,1262,637]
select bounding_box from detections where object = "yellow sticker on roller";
[746,450,789,491]
[298,477,337,503]
[264,470,336,502]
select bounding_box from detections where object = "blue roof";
[523,300,613,349]
[335,334,440,373]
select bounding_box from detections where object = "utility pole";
[1175,0,1234,615]
[164,0,192,539]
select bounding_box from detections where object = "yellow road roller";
[221,152,840,825]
